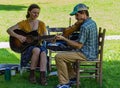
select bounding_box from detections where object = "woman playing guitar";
[7,4,47,85]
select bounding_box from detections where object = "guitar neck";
[38,35,55,41]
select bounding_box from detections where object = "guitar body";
[10,29,39,53]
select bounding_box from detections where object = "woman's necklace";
[29,19,38,31]
[31,21,35,30]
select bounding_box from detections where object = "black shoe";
[69,78,76,85]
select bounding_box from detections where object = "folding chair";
[19,41,49,75]
[75,27,106,88]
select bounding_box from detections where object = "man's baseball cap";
[70,3,89,16]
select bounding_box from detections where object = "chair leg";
[76,60,80,88]
[20,67,23,75]
[49,50,52,71]
[99,73,102,87]
[47,56,50,72]
[20,67,27,75]
[99,63,102,87]
[95,63,99,82]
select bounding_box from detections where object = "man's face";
[75,11,86,21]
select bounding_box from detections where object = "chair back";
[98,27,106,62]
[46,26,65,35]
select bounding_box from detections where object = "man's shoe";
[55,83,71,88]
[69,78,77,85]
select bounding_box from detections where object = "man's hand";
[55,34,66,41]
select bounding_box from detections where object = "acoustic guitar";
[9,29,55,53]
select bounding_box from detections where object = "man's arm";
[55,35,83,49]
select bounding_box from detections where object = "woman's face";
[29,8,40,20]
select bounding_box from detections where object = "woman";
[7,4,47,85]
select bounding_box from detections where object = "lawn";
[0,0,120,41]
[0,40,120,88]
[0,0,120,88]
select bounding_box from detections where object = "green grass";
[0,48,20,64]
[0,0,120,42]
[0,73,59,88]
[0,40,120,88]
[103,40,120,88]
[0,0,120,88]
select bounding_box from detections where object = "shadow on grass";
[0,4,27,11]
[0,48,120,88]
[0,60,120,88]
[0,71,59,88]
[0,48,19,64]
[76,60,120,88]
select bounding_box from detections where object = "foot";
[29,70,36,84]
[40,80,48,86]
[40,71,48,85]
[55,83,71,88]
[39,76,47,85]
[69,78,77,85]
[29,76,36,84]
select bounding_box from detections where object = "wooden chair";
[46,26,66,71]
[76,27,106,88]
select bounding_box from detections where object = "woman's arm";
[7,24,26,43]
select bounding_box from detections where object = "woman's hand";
[17,35,26,43]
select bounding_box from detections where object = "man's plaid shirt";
[78,18,98,60]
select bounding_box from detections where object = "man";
[55,3,98,88]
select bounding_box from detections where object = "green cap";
[70,3,89,16]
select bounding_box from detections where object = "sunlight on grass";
[102,40,120,87]
[0,48,20,64]
[0,0,120,41]
[0,0,120,87]
[104,40,120,61]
